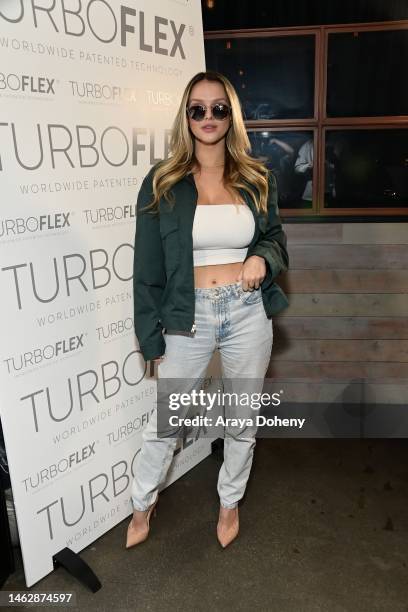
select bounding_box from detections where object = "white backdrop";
[0,0,210,587]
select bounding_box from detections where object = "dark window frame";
[204,20,408,220]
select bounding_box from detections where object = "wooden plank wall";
[268,223,408,381]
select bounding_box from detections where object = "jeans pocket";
[240,287,263,306]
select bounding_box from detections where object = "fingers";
[242,278,263,291]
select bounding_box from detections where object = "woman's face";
[187,79,231,145]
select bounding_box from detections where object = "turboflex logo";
[22,442,96,493]
[96,317,134,341]
[0,73,55,95]
[20,349,143,433]
[83,206,135,225]
[0,1,186,58]
[4,334,85,375]
[1,243,133,310]
[70,80,137,103]
[0,212,71,240]
[0,122,169,171]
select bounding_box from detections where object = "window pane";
[205,36,315,119]
[248,131,314,209]
[325,129,408,208]
[327,29,408,117]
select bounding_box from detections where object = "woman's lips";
[201,126,217,132]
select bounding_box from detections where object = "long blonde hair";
[140,70,270,215]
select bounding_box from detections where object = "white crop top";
[192,203,255,267]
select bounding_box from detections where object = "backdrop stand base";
[52,548,101,593]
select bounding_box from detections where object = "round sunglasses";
[186,103,231,121]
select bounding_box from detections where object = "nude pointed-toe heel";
[126,497,158,549]
[216,505,239,548]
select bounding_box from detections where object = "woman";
[127,70,289,550]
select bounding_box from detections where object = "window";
[248,130,315,209]
[327,29,408,118]
[204,22,408,219]
[205,35,315,120]
[325,128,408,209]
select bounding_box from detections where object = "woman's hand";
[236,255,266,291]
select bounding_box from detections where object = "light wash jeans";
[131,280,273,511]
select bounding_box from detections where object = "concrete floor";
[4,438,408,611]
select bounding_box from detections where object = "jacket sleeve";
[245,171,289,280]
[133,170,166,362]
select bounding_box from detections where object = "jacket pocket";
[159,214,180,271]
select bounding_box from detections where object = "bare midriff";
[194,261,244,288]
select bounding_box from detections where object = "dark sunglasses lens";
[188,105,206,121]
[212,104,230,120]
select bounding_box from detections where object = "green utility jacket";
[133,163,289,362]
